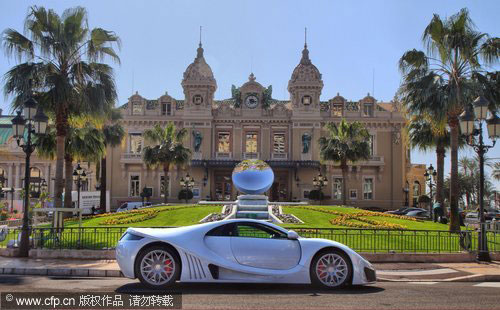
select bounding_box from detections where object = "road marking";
[407,281,438,285]
[474,282,500,288]
[377,268,458,276]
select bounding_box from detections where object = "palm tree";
[99,109,125,212]
[36,122,105,209]
[459,157,476,208]
[398,8,499,232]
[406,115,449,209]
[143,122,191,204]
[490,162,500,182]
[318,119,371,205]
[2,6,120,211]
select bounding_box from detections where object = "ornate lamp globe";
[232,159,274,195]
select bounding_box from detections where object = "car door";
[229,222,301,270]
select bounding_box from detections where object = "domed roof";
[182,43,216,86]
[289,44,322,84]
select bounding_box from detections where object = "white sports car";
[116,219,376,289]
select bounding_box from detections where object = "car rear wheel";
[310,249,352,288]
[136,245,180,289]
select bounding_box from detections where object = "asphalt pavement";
[0,275,499,310]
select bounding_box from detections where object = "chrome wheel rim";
[140,250,175,285]
[315,253,348,287]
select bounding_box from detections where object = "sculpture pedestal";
[234,195,270,220]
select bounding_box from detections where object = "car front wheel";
[135,245,180,289]
[310,249,352,288]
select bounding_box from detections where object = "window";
[273,133,286,153]
[363,178,374,200]
[132,101,142,115]
[413,181,421,205]
[332,104,343,117]
[363,103,373,117]
[245,133,258,153]
[302,95,312,105]
[161,103,171,116]
[368,135,375,156]
[235,223,287,239]
[129,134,143,154]
[332,178,343,200]
[193,95,203,105]
[217,132,230,153]
[130,175,140,197]
[350,189,358,200]
[30,167,41,197]
[160,175,170,197]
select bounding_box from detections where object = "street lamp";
[403,182,410,207]
[459,96,499,262]
[11,97,49,257]
[312,172,328,205]
[73,164,87,246]
[179,174,195,204]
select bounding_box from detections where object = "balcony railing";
[272,152,288,160]
[216,152,232,160]
[243,152,259,159]
[192,152,202,160]
[120,152,142,163]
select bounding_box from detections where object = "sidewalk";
[1,256,500,282]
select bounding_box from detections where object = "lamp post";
[11,97,49,257]
[403,182,410,207]
[180,174,195,204]
[312,172,328,205]
[459,96,500,262]
[424,164,437,220]
[72,164,87,228]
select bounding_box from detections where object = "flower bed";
[289,206,419,230]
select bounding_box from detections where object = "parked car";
[485,209,500,221]
[464,212,479,224]
[116,202,151,213]
[116,219,376,289]
[405,210,430,219]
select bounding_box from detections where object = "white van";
[116,202,151,212]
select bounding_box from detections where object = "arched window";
[0,168,7,199]
[413,181,421,205]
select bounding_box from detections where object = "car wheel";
[135,245,180,289]
[310,249,352,288]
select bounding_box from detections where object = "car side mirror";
[287,230,299,240]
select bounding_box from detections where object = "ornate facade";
[106,42,424,210]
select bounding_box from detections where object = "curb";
[0,267,124,278]
[377,274,500,282]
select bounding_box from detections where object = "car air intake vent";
[184,253,207,280]
[208,264,219,279]
[364,267,377,282]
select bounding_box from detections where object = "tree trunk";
[435,143,445,212]
[100,156,107,213]
[54,106,68,211]
[163,164,169,204]
[448,117,461,232]
[64,154,73,209]
[341,160,348,206]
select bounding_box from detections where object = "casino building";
[102,41,426,210]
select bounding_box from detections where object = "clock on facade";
[193,95,203,105]
[245,95,259,109]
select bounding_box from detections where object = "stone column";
[14,163,20,199]
[7,163,13,187]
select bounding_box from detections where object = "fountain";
[231,159,274,221]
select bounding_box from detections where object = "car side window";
[234,223,287,239]
[206,224,235,237]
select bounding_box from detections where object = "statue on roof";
[262,85,273,109]
[231,85,242,108]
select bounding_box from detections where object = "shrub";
[178,189,194,201]
[308,190,324,201]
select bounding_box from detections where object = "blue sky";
[0,0,499,189]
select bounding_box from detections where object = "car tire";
[135,245,180,289]
[310,249,352,289]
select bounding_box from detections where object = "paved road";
[0,275,499,310]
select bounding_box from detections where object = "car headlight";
[120,232,144,241]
